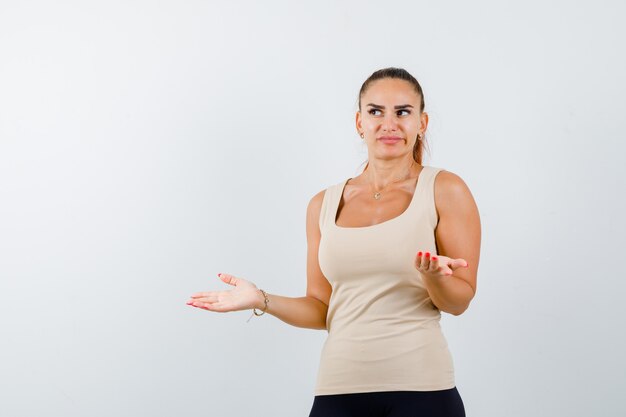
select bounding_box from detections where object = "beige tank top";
[314,165,455,395]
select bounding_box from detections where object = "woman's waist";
[320,326,452,365]
[327,308,441,332]
[326,319,446,344]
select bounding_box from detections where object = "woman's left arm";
[420,170,481,316]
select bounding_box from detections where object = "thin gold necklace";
[366,160,416,200]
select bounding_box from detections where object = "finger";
[416,251,433,270]
[431,256,452,275]
[450,258,469,270]
[200,301,218,310]
[189,300,218,310]
[415,251,423,269]
[430,256,438,273]
[433,256,452,275]
[192,301,230,312]
[218,272,239,286]
[187,300,205,308]
[428,256,439,274]
[431,256,450,275]
[187,294,219,305]
[190,302,211,310]
[190,291,215,298]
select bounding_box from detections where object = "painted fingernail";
[417,251,423,256]
[425,252,430,257]
[432,256,437,261]
[218,273,222,277]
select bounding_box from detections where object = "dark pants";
[308,387,465,417]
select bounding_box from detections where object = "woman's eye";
[367,109,410,116]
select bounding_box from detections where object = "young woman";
[187,67,481,417]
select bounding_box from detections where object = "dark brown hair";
[357,67,428,171]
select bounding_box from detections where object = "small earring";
[360,133,364,138]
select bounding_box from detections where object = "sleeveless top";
[314,165,455,396]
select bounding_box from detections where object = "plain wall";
[1,0,625,416]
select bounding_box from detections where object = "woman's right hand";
[186,273,263,313]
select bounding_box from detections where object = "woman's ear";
[355,110,362,135]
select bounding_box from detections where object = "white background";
[1,1,625,416]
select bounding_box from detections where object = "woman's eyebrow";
[366,103,414,109]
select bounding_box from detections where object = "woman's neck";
[364,158,420,189]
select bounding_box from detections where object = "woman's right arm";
[187,190,332,331]
[252,190,332,330]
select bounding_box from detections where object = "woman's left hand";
[415,251,468,278]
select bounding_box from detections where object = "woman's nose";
[382,114,399,131]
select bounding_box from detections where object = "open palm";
[415,251,468,278]
[187,273,261,313]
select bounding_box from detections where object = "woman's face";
[356,78,428,161]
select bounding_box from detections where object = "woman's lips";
[378,136,403,144]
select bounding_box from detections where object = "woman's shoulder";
[431,167,476,213]
[308,188,326,210]
[307,176,354,215]
[428,166,468,190]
